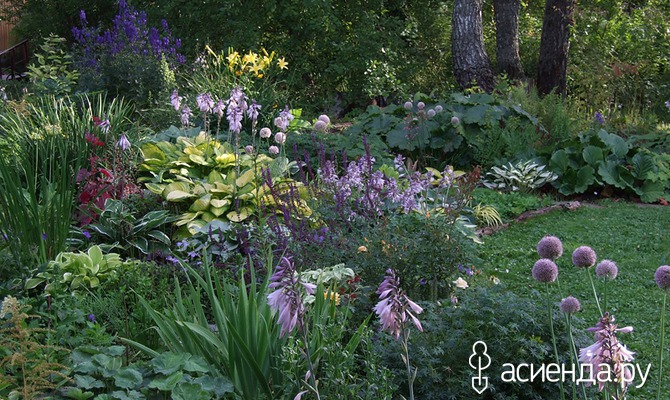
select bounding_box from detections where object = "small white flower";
[453,277,469,289]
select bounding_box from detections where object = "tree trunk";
[536,0,576,97]
[494,0,524,80]
[451,0,494,93]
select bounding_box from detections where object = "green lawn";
[479,199,670,399]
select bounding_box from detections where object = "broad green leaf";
[631,152,656,179]
[236,169,256,187]
[171,382,212,400]
[549,150,569,173]
[166,190,195,201]
[638,180,665,203]
[148,371,183,391]
[144,183,165,194]
[227,207,252,222]
[191,194,212,212]
[189,154,209,166]
[210,198,230,208]
[73,374,104,390]
[113,367,143,389]
[63,387,95,400]
[582,145,603,166]
[598,130,629,158]
[151,352,187,375]
[87,246,103,265]
[193,376,235,396]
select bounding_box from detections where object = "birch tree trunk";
[451,0,494,93]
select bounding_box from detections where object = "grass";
[478,199,670,399]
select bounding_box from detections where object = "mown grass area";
[479,199,670,399]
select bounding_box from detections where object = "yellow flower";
[277,57,288,70]
[324,290,341,306]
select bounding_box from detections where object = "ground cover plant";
[1,1,670,399]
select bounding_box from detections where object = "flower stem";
[402,327,415,400]
[546,284,566,400]
[657,291,667,400]
[587,269,603,317]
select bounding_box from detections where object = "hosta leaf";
[227,207,252,222]
[210,198,230,208]
[188,154,209,166]
[166,190,194,201]
[191,194,211,212]
[235,169,256,187]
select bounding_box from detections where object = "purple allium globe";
[532,259,559,283]
[417,101,425,110]
[595,260,618,280]
[655,265,670,290]
[259,127,272,138]
[572,246,597,268]
[403,101,413,110]
[313,120,327,132]
[560,296,581,314]
[451,116,460,125]
[537,235,563,260]
[318,114,330,124]
[426,109,436,118]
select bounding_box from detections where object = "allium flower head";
[317,114,330,124]
[417,101,425,110]
[532,258,558,283]
[274,131,286,144]
[374,268,423,340]
[537,235,563,260]
[560,296,581,314]
[403,101,413,110]
[579,313,635,392]
[259,127,272,138]
[426,109,436,118]
[314,120,327,132]
[268,145,279,155]
[434,105,443,113]
[655,265,670,290]
[244,145,254,154]
[572,246,597,268]
[451,116,460,125]
[595,260,618,280]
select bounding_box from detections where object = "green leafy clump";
[85,198,176,257]
[0,295,71,400]
[549,128,670,202]
[345,92,543,169]
[138,131,311,237]
[482,159,558,193]
[63,345,233,400]
[471,188,554,221]
[25,245,125,295]
[26,34,80,98]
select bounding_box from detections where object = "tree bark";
[536,0,577,97]
[494,0,524,80]
[451,0,495,93]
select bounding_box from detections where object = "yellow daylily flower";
[277,57,288,70]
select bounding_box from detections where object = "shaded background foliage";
[3,0,669,120]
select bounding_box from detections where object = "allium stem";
[657,291,667,400]
[586,269,603,317]
[565,314,588,400]
[546,284,566,400]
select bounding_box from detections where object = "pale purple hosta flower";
[274,106,294,132]
[374,268,423,340]
[579,313,635,392]
[116,133,131,151]
[393,154,406,173]
[267,257,316,337]
[196,92,214,113]
[227,106,243,135]
[247,100,261,122]
[228,87,248,113]
[95,117,111,134]
[213,99,225,120]
[259,127,272,138]
[180,105,192,126]
[170,89,181,111]
[595,260,618,280]
[537,235,563,260]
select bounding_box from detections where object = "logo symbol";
[469,341,491,394]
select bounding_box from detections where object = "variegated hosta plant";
[482,160,558,192]
[138,132,311,237]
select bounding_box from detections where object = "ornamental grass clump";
[375,268,423,400]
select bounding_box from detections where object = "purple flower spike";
[572,246,597,268]
[560,296,581,314]
[532,259,558,283]
[267,257,315,338]
[374,268,423,340]
[655,265,670,290]
[537,235,563,260]
[595,260,618,280]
